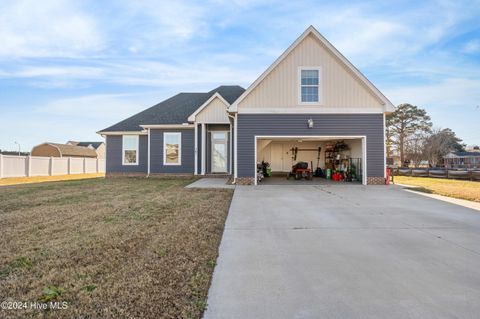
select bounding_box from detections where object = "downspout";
[228,113,236,185]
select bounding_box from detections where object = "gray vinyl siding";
[150,129,194,174]
[236,114,384,178]
[106,135,148,173]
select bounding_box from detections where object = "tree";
[405,132,428,167]
[386,103,432,166]
[423,128,465,167]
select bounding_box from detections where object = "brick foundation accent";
[367,177,386,185]
[235,177,255,185]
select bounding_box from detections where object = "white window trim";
[298,67,322,105]
[122,135,139,166]
[163,132,182,166]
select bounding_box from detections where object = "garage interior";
[256,137,363,185]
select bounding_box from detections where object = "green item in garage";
[267,167,272,177]
[326,169,332,179]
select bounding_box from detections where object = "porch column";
[194,124,198,175]
[147,128,151,175]
[234,114,238,179]
[229,123,232,175]
[201,123,206,175]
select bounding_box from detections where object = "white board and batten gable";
[230,26,395,114]
[188,92,231,123]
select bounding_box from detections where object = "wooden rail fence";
[391,167,480,181]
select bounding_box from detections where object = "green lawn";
[395,176,480,202]
[0,177,233,319]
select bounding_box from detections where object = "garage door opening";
[255,136,366,185]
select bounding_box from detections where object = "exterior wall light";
[307,118,314,128]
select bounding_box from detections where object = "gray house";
[98,26,395,185]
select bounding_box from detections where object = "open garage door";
[255,136,366,185]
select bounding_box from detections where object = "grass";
[0,177,233,318]
[0,173,105,186]
[395,176,480,202]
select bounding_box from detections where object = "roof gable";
[187,93,230,122]
[230,26,395,112]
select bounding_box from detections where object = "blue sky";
[0,0,479,152]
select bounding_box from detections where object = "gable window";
[164,132,182,165]
[122,135,139,165]
[299,68,321,103]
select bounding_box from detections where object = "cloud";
[108,1,209,55]
[0,58,258,89]
[10,66,105,78]
[0,0,103,58]
[1,0,480,149]
[383,77,480,145]
[33,93,157,120]
[306,2,476,65]
[462,39,480,54]
[384,78,480,108]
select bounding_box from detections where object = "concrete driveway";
[204,185,480,319]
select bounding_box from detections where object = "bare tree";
[405,133,428,167]
[423,128,465,167]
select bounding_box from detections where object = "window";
[122,135,139,165]
[163,132,181,165]
[300,68,321,103]
[212,132,227,140]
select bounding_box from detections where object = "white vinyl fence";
[0,154,105,179]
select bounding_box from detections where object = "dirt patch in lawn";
[395,176,480,202]
[0,177,233,319]
[0,173,105,186]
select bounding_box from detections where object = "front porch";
[195,123,232,176]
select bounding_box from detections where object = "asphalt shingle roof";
[47,143,98,157]
[75,142,104,149]
[99,85,245,133]
[450,151,480,157]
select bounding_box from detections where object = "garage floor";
[204,184,480,319]
[259,175,361,185]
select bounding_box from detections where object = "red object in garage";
[332,172,344,182]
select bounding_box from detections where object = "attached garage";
[255,136,366,185]
[235,114,386,185]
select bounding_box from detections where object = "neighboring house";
[31,142,98,158]
[386,155,401,167]
[98,26,395,185]
[67,141,106,159]
[444,151,480,169]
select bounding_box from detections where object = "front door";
[211,132,228,173]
